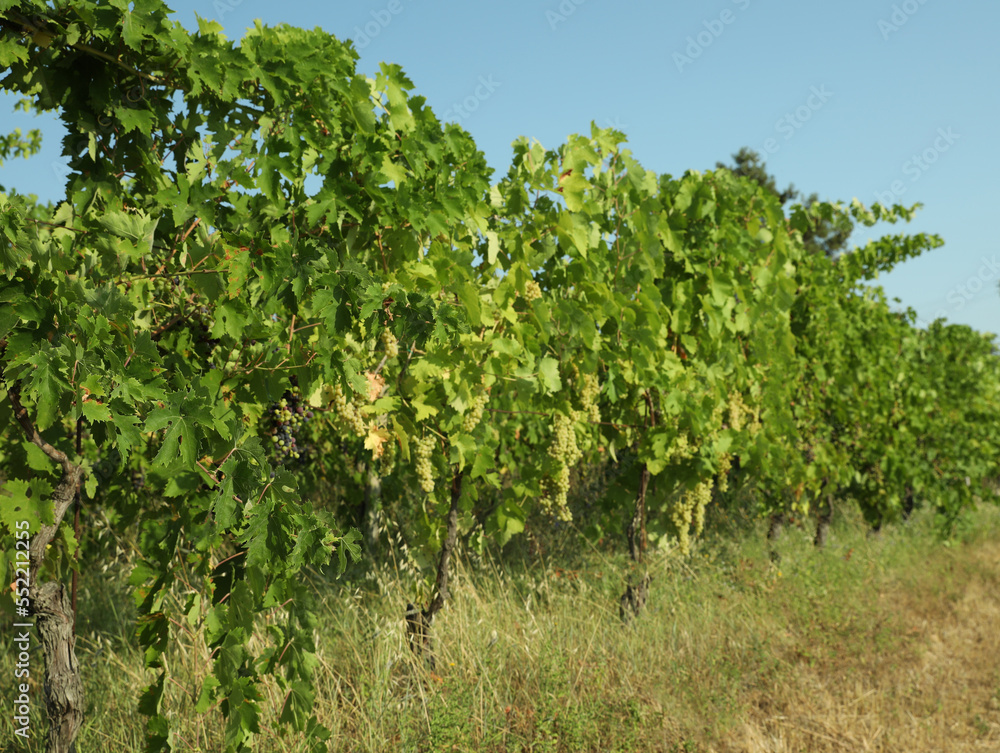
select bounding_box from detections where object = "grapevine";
[0,4,994,749]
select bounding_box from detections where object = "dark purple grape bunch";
[266,390,314,467]
[188,305,220,364]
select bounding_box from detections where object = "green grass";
[3,502,1000,752]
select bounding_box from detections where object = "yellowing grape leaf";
[365,427,390,458]
[365,372,385,402]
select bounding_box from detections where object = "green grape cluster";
[692,480,711,538]
[579,372,601,424]
[461,388,490,433]
[717,452,732,493]
[710,398,727,429]
[870,463,885,492]
[541,412,583,522]
[524,279,543,301]
[414,435,436,493]
[381,328,399,359]
[330,384,368,438]
[379,432,398,473]
[727,390,761,436]
[668,433,696,462]
[671,479,713,555]
[727,391,746,432]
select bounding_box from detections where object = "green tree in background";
[717,146,852,258]
[717,146,798,205]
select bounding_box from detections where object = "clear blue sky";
[3,0,998,335]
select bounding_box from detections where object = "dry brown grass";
[725,535,1000,753]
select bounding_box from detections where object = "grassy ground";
[3,503,1000,752]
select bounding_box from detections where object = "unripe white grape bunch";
[671,479,713,555]
[461,388,490,433]
[381,328,399,359]
[727,390,761,436]
[579,372,601,424]
[330,383,368,438]
[541,412,582,521]
[668,433,696,462]
[414,435,436,494]
[717,453,732,493]
[379,432,398,472]
[691,479,711,538]
[727,391,746,432]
